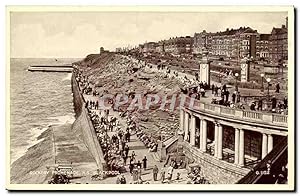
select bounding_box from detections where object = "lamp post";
[266,78,271,101]
[235,73,239,91]
[218,63,222,82]
[260,73,264,92]
[219,67,222,83]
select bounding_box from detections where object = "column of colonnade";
[190,115,196,146]
[184,111,189,141]
[179,109,208,151]
[179,109,275,168]
[233,128,245,166]
[201,118,207,152]
[262,133,273,159]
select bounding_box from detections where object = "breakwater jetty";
[28,65,73,72]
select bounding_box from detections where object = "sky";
[10,11,288,58]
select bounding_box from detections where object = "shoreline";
[10,127,55,184]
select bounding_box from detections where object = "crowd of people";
[249,96,288,115]
[75,68,169,184]
[136,129,158,152]
[186,167,210,184]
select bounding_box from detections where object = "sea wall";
[182,142,250,184]
[71,73,106,170]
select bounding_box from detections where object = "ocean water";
[10,58,79,164]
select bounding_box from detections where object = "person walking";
[232,92,236,103]
[129,162,134,174]
[160,165,166,183]
[236,92,241,103]
[214,86,219,97]
[120,175,126,184]
[283,97,288,109]
[225,89,230,103]
[122,153,128,165]
[137,160,142,168]
[132,165,138,182]
[153,165,159,181]
[276,83,280,93]
[142,156,147,170]
[258,99,263,111]
[124,145,129,158]
[167,165,174,181]
[131,151,136,160]
[137,166,142,180]
[116,176,121,184]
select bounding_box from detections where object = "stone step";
[151,152,161,162]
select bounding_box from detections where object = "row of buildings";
[118,18,288,64]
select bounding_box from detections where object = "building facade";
[164,36,193,55]
[256,34,270,61]
[193,27,259,60]
[269,25,288,64]
[142,42,157,53]
[192,31,213,55]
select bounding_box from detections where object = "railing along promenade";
[183,95,288,128]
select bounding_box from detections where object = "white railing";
[184,95,287,128]
[242,111,263,120]
[220,107,236,116]
[272,114,288,123]
[204,104,215,111]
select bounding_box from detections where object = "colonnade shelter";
[178,96,288,168]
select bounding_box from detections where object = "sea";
[10,58,80,164]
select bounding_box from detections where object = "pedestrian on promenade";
[137,166,142,180]
[232,92,236,103]
[125,131,131,142]
[250,102,256,111]
[221,89,225,100]
[284,97,288,109]
[129,162,134,174]
[123,153,128,165]
[167,165,174,181]
[137,160,142,168]
[120,175,126,184]
[142,156,147,170]
[211,84,215,95]
[131,151,136,159]
[176,172,181,180]
[132,165,139,182]
[153,165,159,181]
[124,145,129,158]
[236,92,241,103]
[271,96,277,109]
[214,86,219,97]
[225,89,230,103]
[160,165,166,182]
[223,84,227,91]
[116,176,121,184]
[121,140,126,151]
[276,83,280,93]
[258,99,263,111]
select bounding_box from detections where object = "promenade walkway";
[81,93,188,184]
